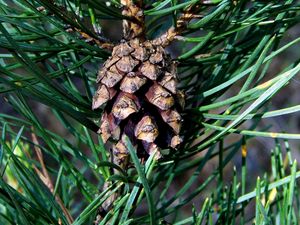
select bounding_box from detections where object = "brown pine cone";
[93,39,183,162]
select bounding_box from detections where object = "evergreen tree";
[0,0,300,224]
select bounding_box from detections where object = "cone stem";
[121,0,145,40]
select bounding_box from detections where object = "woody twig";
[72,28,115,50]
[151,3,201,47]
[30,133,74,225]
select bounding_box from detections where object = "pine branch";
[30,132,74,224]
[151,3,201,47]
[68,27,115,50]
[36,0,115,50]
[1,0,300,224]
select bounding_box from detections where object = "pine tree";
[1,0,300,224]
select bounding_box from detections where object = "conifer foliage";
[0,0,300,225]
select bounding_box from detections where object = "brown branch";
[30,133,74,225]
[72,28,115,50]
[151,4,201,47]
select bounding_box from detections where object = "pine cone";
[93,39,183,161]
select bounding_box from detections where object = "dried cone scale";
[92,1,184,164]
